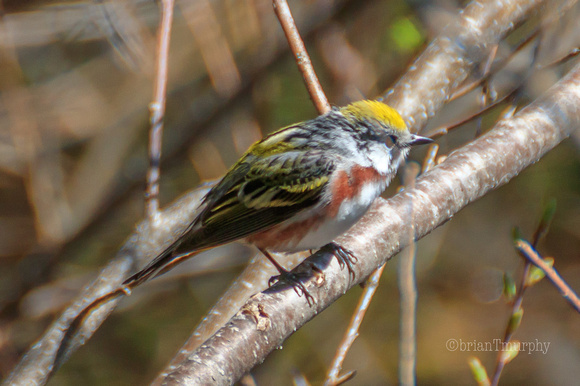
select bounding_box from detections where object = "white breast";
[282,178,387,252]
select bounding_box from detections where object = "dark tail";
[123,242,203,289]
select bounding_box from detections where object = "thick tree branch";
[3,188,210,386]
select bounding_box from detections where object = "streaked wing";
[123,150,335,286]
[175,150,336,254]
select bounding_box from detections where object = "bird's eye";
[385,135,397,148]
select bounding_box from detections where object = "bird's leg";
[258,248,315,305]
[321,242,357,281]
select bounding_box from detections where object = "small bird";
[124,100,432,291]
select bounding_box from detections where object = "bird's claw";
[268,270,315,306]
[323,242,358,281]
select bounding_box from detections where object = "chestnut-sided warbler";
[124,100,432,290]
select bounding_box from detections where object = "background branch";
[2,0,579,384]
[398,163,421,386]
[515,240,580,313]
[145,0,175,220]
[273,0,330,114]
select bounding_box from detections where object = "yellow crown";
[341,100,407,132]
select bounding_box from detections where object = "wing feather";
[123,149,336,286]
[175,150,336,253]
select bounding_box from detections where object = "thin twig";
[324,264,385,386]
[421,144,439,173]
[180,0,241,97]
[398,163,420,386]
[476,45,498,137]
[491,199,555,386]
[491,265,529,386]
[538,47,580,69]
[515,240,580,313]
[450,30,538,101]
[273,0,330,114]
[145,0,174,220]
[425,87,519,139]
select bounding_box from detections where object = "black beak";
[409,134,434,146]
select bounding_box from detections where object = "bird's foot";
[321,242,357,281]
[267,268,316,306]
[260,248,316,306]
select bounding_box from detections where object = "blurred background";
[0,0,579,385]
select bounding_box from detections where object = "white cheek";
[369,145,392,174]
